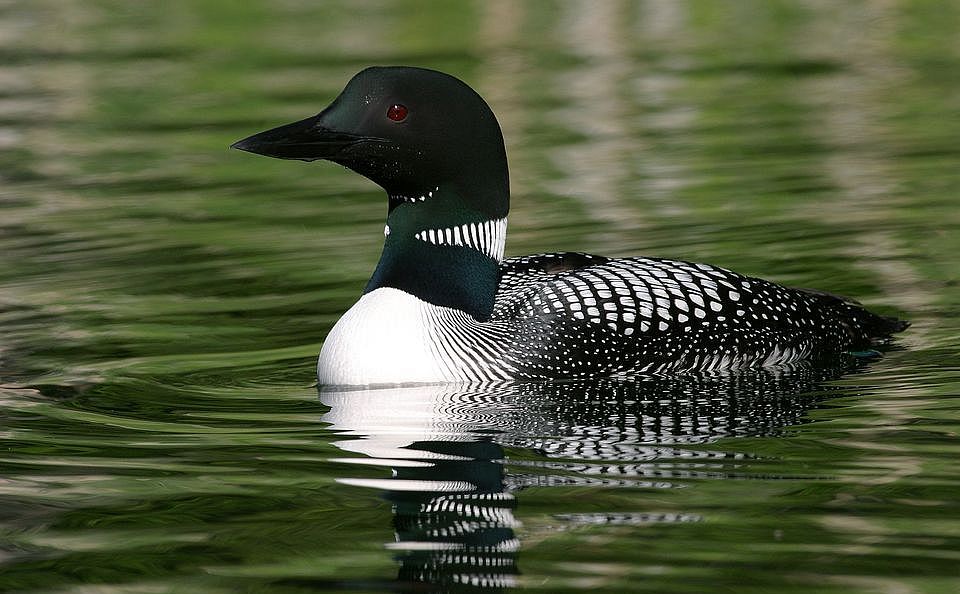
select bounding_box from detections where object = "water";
[1,1,958,592]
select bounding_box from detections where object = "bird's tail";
[797,287,909,345]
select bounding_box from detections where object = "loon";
[233,66,908,386]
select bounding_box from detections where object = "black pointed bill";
[231,114,374,162]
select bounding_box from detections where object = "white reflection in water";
[320,364,856,591]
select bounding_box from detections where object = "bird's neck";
[364,185,507,321]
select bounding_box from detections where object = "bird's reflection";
[320,363,860,592]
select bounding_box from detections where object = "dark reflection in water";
[386,442,517,592]
[319,364,859,592]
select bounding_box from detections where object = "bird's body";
[317,253,904,384]
[233,66,907,386]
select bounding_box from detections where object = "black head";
[232,66,509,219]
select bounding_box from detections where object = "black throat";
[364,185,504,321]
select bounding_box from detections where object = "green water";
[1,1,959,592]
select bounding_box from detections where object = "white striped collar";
[413,218,507,261]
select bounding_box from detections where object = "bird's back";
[492,252,907,379]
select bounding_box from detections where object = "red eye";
[386,103,408,122]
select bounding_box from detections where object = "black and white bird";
[232,66,907,385]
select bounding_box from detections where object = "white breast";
[317,287,458,386]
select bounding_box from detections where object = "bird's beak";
[231,114,368,162]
